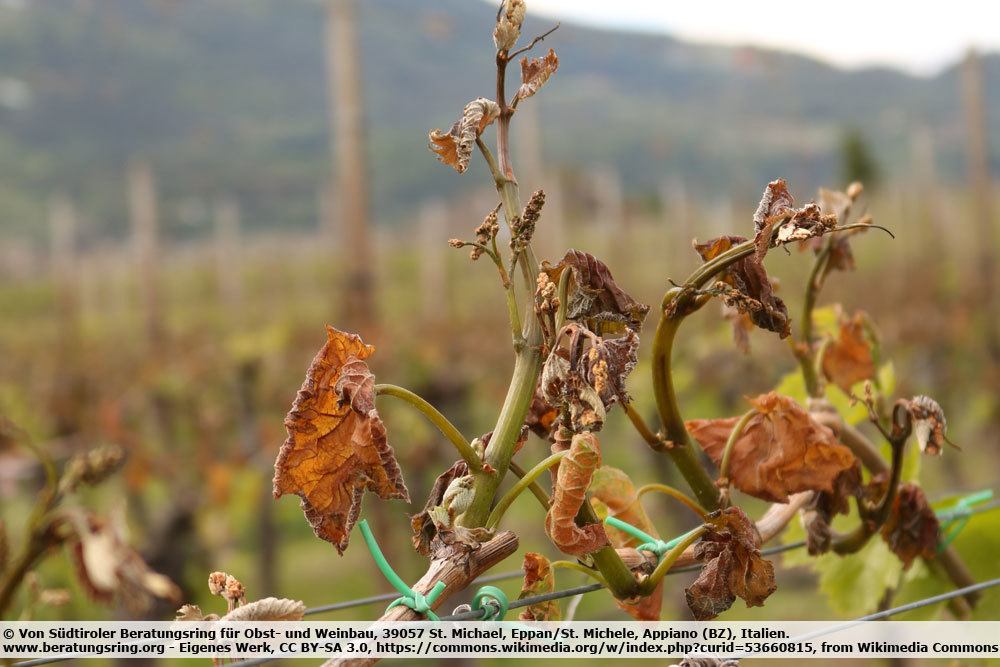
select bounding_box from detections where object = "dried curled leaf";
[686,392,857,503]
[518,49,559,101]
[693,236,790,338]
[881,483,939,570]
[540,323,639,432]
[685,507,776,620]
[274,326,409,555]
[801,462,862,555]
[518,552,561,621]
[175,604,206,621]
[410,460,469,556]
[221,597,306,622]
[541,249,649,334]
[493,0,525,51]
[590,466,662,620]
[752,179,794,237]
[428,98,501,173]
[545,432,609,556]
[904,395,949,456]
[525,387,559,441]
[822,312,875,392]
[66,510,181,613]
[807,187,870,274]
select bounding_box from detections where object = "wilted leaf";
[590,466,662,620]
[428,98,501,173]
[881,483,939,570]
[822,312,875,392]
[545,432,609,556]
[693,236,790,338]
[66,510,181,613]
[752,179,794,237]
[801,462,862,555]
[518,552,561,621]
[540,323,639,432]
[493,0,525,51]
[903,395,949,456]
[525,387,559,440]
[685,507,776,620]
[541,250,649,334]
[686,392,857,503]
[274,326,409,555]
[518,49,559,101]
[410,460,475,557]
[222,597,306,621]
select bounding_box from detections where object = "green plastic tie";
[936,489,993,551]
[604,516,700,559]
[357,519,447,620]
[471,585,509,620]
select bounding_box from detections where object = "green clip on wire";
[471,585,509,620]
[936,489,994,551]
[357,519,447,620]
[604,516,701,559]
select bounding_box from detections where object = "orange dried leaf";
[273,326,409,554]
[545,432,609,556]
[686,392,857,503]
[518,49,559,101]
[590,466,663,620]
[685,507,776,620]
[881,483,939,569]
[822,312,875,392]
[518,552,561,621]
[428,98,501,173]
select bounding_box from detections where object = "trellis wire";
[11,496,999,667]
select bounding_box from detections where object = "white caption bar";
[3,621,1000,659]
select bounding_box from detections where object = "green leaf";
[814,537,903,616]
[892,560,949,620]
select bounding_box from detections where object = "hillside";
[0,0,997,242]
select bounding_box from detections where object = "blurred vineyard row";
[2,160,999,630]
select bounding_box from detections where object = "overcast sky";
[518,0,999,74]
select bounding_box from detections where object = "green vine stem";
[623,401,666,452]
[637,525,707,595]
[717,408,757,502]
[508,460,551,510]
[461,51,545,528]
[486,451,565,529]
[375,383,482,472]
[551,560,607,586]
[636,483,707,520]
[576,500,642,599]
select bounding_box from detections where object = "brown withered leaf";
[752,179,795,237]
[540,323,639,431]
[410,460,469,556]
[518,552,561,621]
[590,466,663,620]
[685,507,776,620]
[801,462,862,555]
[881,483,939,570]
[66,510,181,613]
[822,312,875,392]
[693,236,790,338]
[428,98,501,174]
[525,387,559,440]
[274,326,409,555]
[686,392,857,503]
[518,49,559,101]
[541,250,649,334]
[904,395,949,456]
[545,432,609,556]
